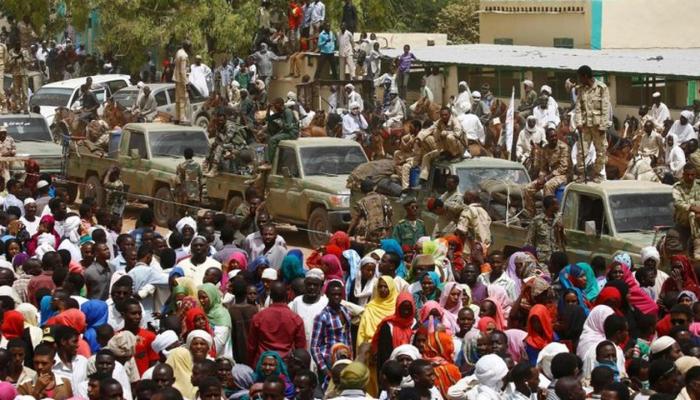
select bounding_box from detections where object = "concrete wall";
[601,0,700,49]
[479,0,591,48]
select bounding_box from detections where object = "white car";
[111,83,212,128]
[29,74,131,125]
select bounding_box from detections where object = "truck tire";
[307,207,330,249]
[154,186,176,227]
[224,195,243,215]
[83,175,104,207]
[195,115,209,130]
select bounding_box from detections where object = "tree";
[436,0,479,44]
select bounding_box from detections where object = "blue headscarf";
[287,249,304,265]
[280,255,305,284]
[254,350,295,398]
[380,238,407,278]
[343,249,361,297]
[169,266,185,280]
[559,263,598,315]
[39,295,56,326]
[81,300,109,353]
[249,256,271,294]
[420,271,443,300]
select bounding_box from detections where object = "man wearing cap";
[522,126,571,217]
[391,197,425,248]
[189,55,212,97]
[650,91,671,127]
[290,269,328,350]
[669,110,698,145]
[20,197,39,236]
[470,91,491,127]
[574,65,611,182]
[452,81,471,117]
[518,80,538,119]
[383,88,405,129]
[516,115,546,163]
[264,97,299,166]
[342,101,368,140]
[344,84,364,112]
[174,41,191,124]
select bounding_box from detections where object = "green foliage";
[436,0,480,44]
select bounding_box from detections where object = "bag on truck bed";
[347,159,397,191]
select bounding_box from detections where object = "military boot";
[204,164,219,178]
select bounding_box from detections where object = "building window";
[553,38,574,48]
[494,38,513,45]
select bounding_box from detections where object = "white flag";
[505,86,515,159]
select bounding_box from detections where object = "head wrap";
[321,254,344,281]
[676,356,700,376]
[471,91,481,99]
[474,354,509,391]
[540,85,552,95]
[418,300,459,334]
[280,255,305,283]
[261,268,278,280]
[46,309,86,333]
[166,347,196,399]
[681,110,694,120]
[0,382,17,400]
[485,285,511,326]
[439,282,464,315]
[339,362,370,390]
[107,331,137,357]
[505,329,528,363]
[186,329,214,348]
[357,276,398,344]
[525,304,554,350]
[1,310,24,340]
[176,217,197,233]
[78,300,108,352]
[537,342,569,380]
[198,283,232,328]
[576,305,614,359]
[63,215,81,243]
[255,351,290,380]
[640,246,661,264]
[184,307,213,336]
[372,292,416,351]
[389,344,421,361]
[523,80,533,88]
[16,303,38,327]
[231,364,256,399]
[152,330,179,355]
[380,239,407,278]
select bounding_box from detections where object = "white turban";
[34,241,55,260]
[540,85,552,95]
[152,330,179,355]
[186,329,213,348]
[262,268,278,280]
[232,81,240,88]
[287,91,297,101]
[345,83,354,90]
[37,233,56,248]
[537,342,569,380]
[389,87,398,95]
[458,81,468,88]
[650,336,677,355]
[474,354,509,390]
[64,216,81,244]
[176,217,197,233]
[359,256,377,267]
[640,246,661,264]
[652,91,661,98]
[681,110,694,120]
[523,80,534,88]
[389,345,421,361]
[471,91,481,99]
[349,101,361,110]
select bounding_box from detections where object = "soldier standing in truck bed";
[348,178,393,245]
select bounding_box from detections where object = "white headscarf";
[467,354,508,400]
[665,133,686,176]
[537,342,569,380]
[354,256,378,306]
[176,217,197,234]
[186,329,213,348]
[640,246,661,264]
[576,305,615,359]
[63,216,81,244]
[152,330,179,356]
[389,344,421,361]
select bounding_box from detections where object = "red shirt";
[288,3,303,29]
[27,272,56,307]
[132,328,158,375]
[247,303,306,365]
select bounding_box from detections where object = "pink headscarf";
[439,282,464,317]
[576,305,614,359]
[321,254,344,281]
[481,296,507,331]
[505,329,527,363]
[0,381,16,400]
[418,300,459,334]
[486,285,513,320]
[221,252,250,293]
[619,263,658,315]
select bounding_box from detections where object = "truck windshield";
[30,87,73,108]
[300,146,367,176]
[149,130,209,157]
[112,90,139,108]
[609,193,673,233]
[456,167,529,192]
[0,117,52,142]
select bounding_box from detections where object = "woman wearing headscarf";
[413,271,442,310]
[198,283,233,359]
[505,251,543,294]
[661,254,700,299]
[230,364,256,400]
[254,351,295,398]
[555,303,587,353]
[479,297,506,331]
[45,308,91,357]
[187,329,215,362]
[372,291,418,382]
[606,261,658,315]
[184,307,217,358]
[107,331,140,383]
[418,300,459,334]
[357,275,398,346]
[342,249,361,297]
[166,346,196,399]
[536,342,569,387]
[505,329,527,363]
[81,299,109,353]
[524,304,556,366]
[320,254,344,281]
[249,256,271,297]
[280,254,305,284]
[57,215,82,262]
[329,231,351,251]
[439,282,465,320]
[576,304,615,359]
[380,238,407,278]
[330,343,353,366]
[509,276,553,329]
[485,285,512,325]
[128,258,164,327]
[665,132,686,178]
[447,354,508,400]
[444,234,465,273]
[559,263,599,314]
[421,328,461,398]
[26,214,60,257]
[348,255,378,307]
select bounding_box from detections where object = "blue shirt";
[318,31,335,54]
[302,3,313,27]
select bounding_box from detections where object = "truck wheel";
[307,207,330,248]
[195,115,209,130]
[154,187,176,227]
[224,195,243,215]
[82,175,104,207]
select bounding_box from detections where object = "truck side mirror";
[129,148,141,160]
[281,166,292,178]
[584,220,597,236]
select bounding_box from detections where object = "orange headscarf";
[372,291,416,351]
[525,304,554,350]
[47,309,87,333]
[419,327,461,397]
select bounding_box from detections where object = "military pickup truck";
[490,181,673,265]
[206,137,368,247]
[0,113,63,175]
[66,128,367,246]
[349,157,532,231]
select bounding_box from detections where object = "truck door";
[268,146,303,221]
[120,130,151,195]
[563,191,611,262]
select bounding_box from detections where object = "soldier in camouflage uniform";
[7,42,32,113]
[522,126,571,217]
[391,197,425,247]
[456,191,492,251]
[206,108,250,177]
[525,195,566,264]
[440,175,464,220]
[103,166,126,217]
[176,147,203,205]
[672,163,700,260]
[574,65,611,182]
[348,179,393,244]
[0,125,16,181]
[262,97,299,167]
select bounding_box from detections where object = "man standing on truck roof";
[176,148,203,206]
[525,195,566,265]
[348,178,393,245]
[174,40,191,124]
[672,163,700,260]
[574,65,611,183]
[391,197,425,248]
[521,125,571,218]
[262,97,299,169]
